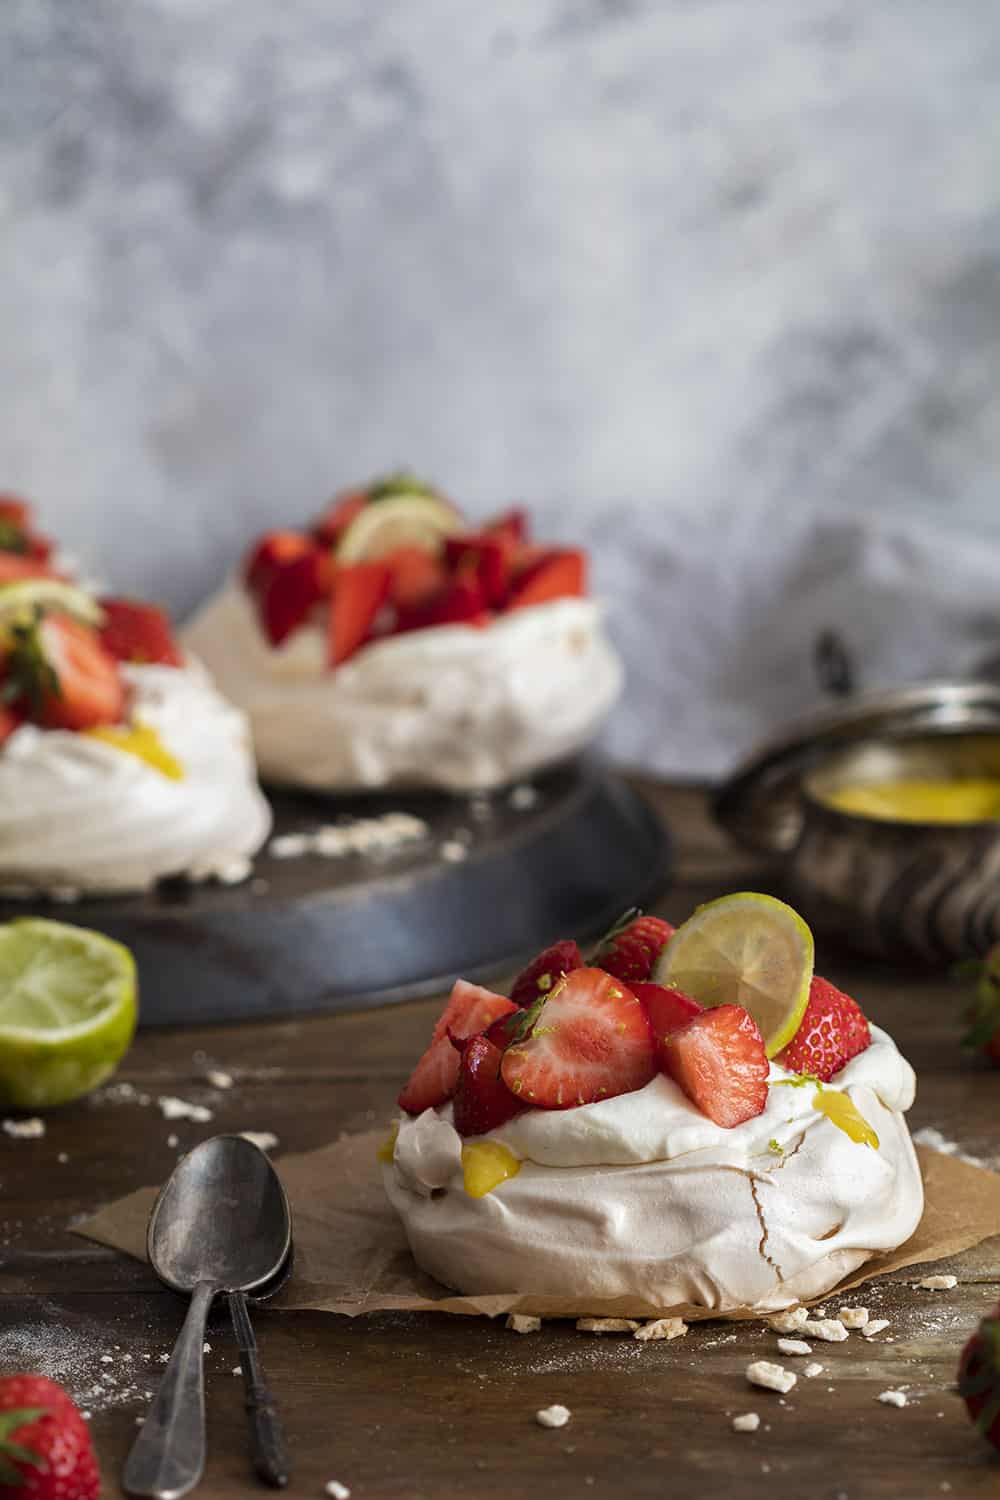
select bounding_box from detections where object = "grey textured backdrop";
[3,1,1000,772]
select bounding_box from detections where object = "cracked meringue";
[384,1025,924,1313]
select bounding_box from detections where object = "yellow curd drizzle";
[376,1123,399,1164]
[821,778,1000,824]
[812,1088,879,1149]
[461,1141,521,1198]
[85,720,184,780]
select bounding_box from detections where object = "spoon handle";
[123,1280,213,1499]
[229,1291,290,1488]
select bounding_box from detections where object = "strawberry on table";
[594,912,674,984]
[506,549,586,611]
[4,612,124,731]
[451,1033,526,1137]
[777,975,871,1083]
[958,1302,1000,1453]
[328,562,391,666]
[398,980,518,1114]
[500,967,656,1109]
[508,939,583,1008]
[0,1373,100,1500]
[662,1004,769,1128]
[99,598,183,667]
[630,982,702,1066]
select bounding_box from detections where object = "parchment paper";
[77,1135,1000,1321]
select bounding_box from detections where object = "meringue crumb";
[240,1131,279,1152]
[206,1070,234,1090]
[878,1390,908,1408]
[57,1152,68,1163]
[916,1274,957,1290]
[766,1308,809,1334]
[2,1117,45,1139]
[166,1135,179,1149]
[536,1405,571,1429]
[862,1319,891,1339]
[158,1096,212,1123]
[325,1484,351,1500]
[776,1338,812,1356]
[510,784,539,811]
[634,1318,688,1342]
[440,840,468,863]
[802,1318,848,1343]
[231,1367,242,1376]
[746,1361,797,1394]
[732,1412,760,1433]
[576,1318,640,1335]
[506,1314,542,1334]
[203,1343,212,1354]
[803,1363,824,1378]
[838,1306,869,1329]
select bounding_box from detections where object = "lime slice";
[653,892,813,1058]
[0,579,104,628]
[0,918,137,1109]
[335,494,464,562]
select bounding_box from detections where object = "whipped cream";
[385,1026,924,1313]
[184,582,623,791]
[0,659,272,893]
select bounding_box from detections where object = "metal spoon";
[123,1135,292,1500]
[229,1246,294,1488]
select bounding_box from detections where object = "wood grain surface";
[1,782,998,1499]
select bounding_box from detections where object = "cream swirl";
[184,582,624,791]
[385,1026,924,1312]
[0,660,272,893]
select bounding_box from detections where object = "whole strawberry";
[777,975,871,1082]
[958,1303,1000,1452]
[508,940,582,1007]
[0,1374,99,1500]
[593,911,674,984]
[958,947,1000,1067]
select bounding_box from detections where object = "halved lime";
[0,918,137,1109]
[0,579,105,628]
[653,892,813,1058]
[335,494,464,562]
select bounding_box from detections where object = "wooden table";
[2,784,998,1499]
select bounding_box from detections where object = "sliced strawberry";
[959,1305,1000,1452]
[594,913,674,983]
[0,553,55,583]
[500,967,656,1109]
[662,1005,769,1128]
[384,546,447,611]
[99,598,183,667]
[451,1034,527,1136]
[257,548,330,647]
[394,576,490,633]
[398,980,518,1114]
[631,982,702,1067]
[483,507,529,547]
[777,976,871,1083]
[5,612,124,731]
[0,496,31,529]
[313,490,369,546]
[0,701,24,747]
[444,534,511,607]
[506,549,586,611]
[244,530,314,594]
[509,939,583,1008]
[328,562,392,666]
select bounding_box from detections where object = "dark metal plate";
[0,761,671,1026]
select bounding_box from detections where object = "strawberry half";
[257,547,330,647]
[398,980,518,1115]
[631,982,702,1068]
[444,534,511,607]
[958,1303,1000,1452]
[313,490,368,546]
[245,530,314,594]
[662,1005,769,1128]
[508,939,583,1008]
[450,1033,526,1137]
[0,702,23,747]
[99,598,183,667]
[0,554,55,584]
[506,549,586,611]
[594,913,674,984]
[328,562,391,666]
[0,1372,100,1500]
[483,507,529,547]
[777,976,871,1083]
[500,967,656,1109]
[4,612,124,731]
[394,576,490,633]
[384,546,447,611]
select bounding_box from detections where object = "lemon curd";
[84,721,184,781]
[820,777,1000,824]
[376,1123,400,1164]
[461,1141,521,1197]
[812,1088,879,1150]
